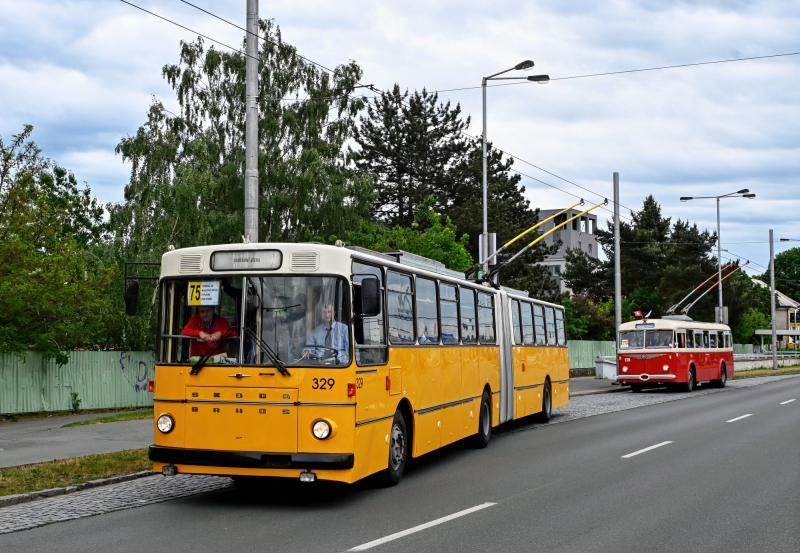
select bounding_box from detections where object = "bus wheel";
[473,391,492,449]
[381,410,408,487]
[537,381,552,423]
[714,365,727,388]
[680,368,695,393]
[630,383,643,393]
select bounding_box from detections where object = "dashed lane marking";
[621,441,673,459]
[726,414,753,422]
[348,502,497,551]
[780,399,796,405]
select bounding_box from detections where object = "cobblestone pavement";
[0,474,233,535]
[1,374,796,535]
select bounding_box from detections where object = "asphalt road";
[0,413,152,467]
[1,377,797,553]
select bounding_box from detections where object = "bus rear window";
[619,330,644,349]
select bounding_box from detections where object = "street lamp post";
[680,189,756,322]
[481,61,549,273]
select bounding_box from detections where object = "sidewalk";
[0,412,152,468]
[570,376,627,397]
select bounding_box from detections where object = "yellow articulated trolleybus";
[147,242,569,486]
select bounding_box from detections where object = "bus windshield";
[158,275,350,367]
[618,330,644,350]
[645,330,674,349]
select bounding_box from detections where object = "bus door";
[498,292,514,424]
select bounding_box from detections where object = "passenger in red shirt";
[181,306,235,357]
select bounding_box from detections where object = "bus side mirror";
[359,277,380,317]
[124,280,140,316]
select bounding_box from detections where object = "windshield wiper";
[189,327,237,376]
[243,327,291,376]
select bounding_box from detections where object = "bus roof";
[618,318,730,332]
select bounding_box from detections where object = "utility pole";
[244,0,259,243]
[614,172,621,333]
[716,198,722,322]
[770,229,777,370]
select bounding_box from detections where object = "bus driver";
[302,303,350,363]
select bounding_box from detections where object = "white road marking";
[621,441,673,459]
[348,502,497,551]
[726,414,753,422]
[780,399,796,405]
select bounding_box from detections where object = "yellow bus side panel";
[352,416,394,482]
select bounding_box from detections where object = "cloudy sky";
[1,0,798,275]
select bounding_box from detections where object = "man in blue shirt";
[302,303,349,364]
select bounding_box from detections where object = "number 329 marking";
[312,378,335,390]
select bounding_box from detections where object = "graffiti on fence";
[118,351,154,392]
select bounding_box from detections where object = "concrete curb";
[0,470,155,508]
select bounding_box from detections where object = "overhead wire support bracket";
[480,199,608,285]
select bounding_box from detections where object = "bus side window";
[676,332,687,349]
[709,332,717,348]
[415,277,439,344]
[686,331,694,348]
[460,287,477,344]
[477,292,496,344]
[724,332,731,348]
[521,302,535,345]
[353,261,388,365]
[440,284,459,345]
[511,299,522,345]
[532,304,546,346]
[703,331,710,348]
[545,306,557,345]
[717,331,724,348]
[387,272,414,344]
[555,308,566,346]
[694,331,703,348]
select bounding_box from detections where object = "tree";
[734,308,771,345]
[111,20,374,261]
[352,88,557,297]
[351,86,471,226]
[0,126,113,363]
[761,247,800,303]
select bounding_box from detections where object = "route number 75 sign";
[187,281,221,306]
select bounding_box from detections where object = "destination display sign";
[187,281,220,306]
[210,250,282,271]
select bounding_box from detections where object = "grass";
[62,409,153,428]
[732,366,800,379]
[0,449,151,497]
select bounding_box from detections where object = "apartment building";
[537,207,599,294]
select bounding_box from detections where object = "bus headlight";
[312,419,332,440]
[622,366,628,373]
[663,365,669,372]
[157,414,174,434]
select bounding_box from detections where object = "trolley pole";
[614,172,622,333]
[770,229,778,370]
[244,0,259,243]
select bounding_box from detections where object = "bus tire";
[714,364,727,388]
[680,367,695,393]
[473,391,492,449]
[537,380,552,423]
[381,410,408,487]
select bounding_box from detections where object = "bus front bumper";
[616,374,677,382]
[149,445,354,470]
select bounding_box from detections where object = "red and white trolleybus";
[616,317,734,392]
